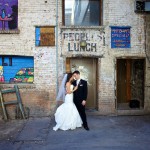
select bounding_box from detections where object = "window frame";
[62,0,103,26]
[35,26,55,47]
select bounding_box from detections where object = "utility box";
[135,0,150,13]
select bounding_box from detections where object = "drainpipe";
[56,0,59,94]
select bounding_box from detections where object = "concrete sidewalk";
[0,115,150,150]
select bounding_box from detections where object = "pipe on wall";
[56,0,59,94]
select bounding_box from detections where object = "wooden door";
[117,59,145,108]
[117,59,127,103]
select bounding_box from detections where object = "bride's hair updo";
[65,73,73,85]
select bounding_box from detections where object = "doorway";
[66,58,97,109]
[116,59,145,109]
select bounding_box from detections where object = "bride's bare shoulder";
[66,82,71,86]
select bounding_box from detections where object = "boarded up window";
[35,26,55,46]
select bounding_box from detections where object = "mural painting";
[0,0,18,30]
[10,67,34,83]
[0,56,34,83]
[0,66,4,82]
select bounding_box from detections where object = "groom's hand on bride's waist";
[82,100,86,106]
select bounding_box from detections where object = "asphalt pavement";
[0,115,150,150]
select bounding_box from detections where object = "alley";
[0,115,150,150]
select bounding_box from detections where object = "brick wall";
[0,0,57,118]
[0,0,150,118]
[99,0,146,114]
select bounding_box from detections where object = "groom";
[72,70,89,131]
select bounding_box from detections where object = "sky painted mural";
[0,0,18,30]
[0,56,34,83]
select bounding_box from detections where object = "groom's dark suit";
[73,79,88,128]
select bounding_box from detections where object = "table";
[0,16,12,30]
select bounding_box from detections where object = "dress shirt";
[76,79,80,85]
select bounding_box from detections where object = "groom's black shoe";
[84,126,89,131]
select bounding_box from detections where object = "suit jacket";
[73,79,88,104]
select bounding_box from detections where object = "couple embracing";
[53,70,89,131]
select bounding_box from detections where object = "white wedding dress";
[53,85,82,131]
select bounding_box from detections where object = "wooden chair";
[0,85,25,120]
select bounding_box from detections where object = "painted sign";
[0,0,18,30]
[0,56,34,83]
[63,33,97,52]
[61,28,105,56]
[111,26,131,48]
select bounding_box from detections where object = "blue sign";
[111,26,131,48]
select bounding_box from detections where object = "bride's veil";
[56,74,68,102]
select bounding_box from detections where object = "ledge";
[61,53,105,58]
[60,26,105,30]
[0,29,20,34]
[0,83,36,89]
[109,26,131,28]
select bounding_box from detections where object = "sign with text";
[111,26,131,48]
[61,28,105,57]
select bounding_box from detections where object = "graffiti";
[0,0,18,30]
[0,56,34,83]
[10,68,34,83]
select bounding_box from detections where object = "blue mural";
[0,56,34,83]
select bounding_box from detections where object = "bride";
[53,73,83,131]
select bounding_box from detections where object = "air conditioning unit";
[145,1,150,11]
[135,0,150,13]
